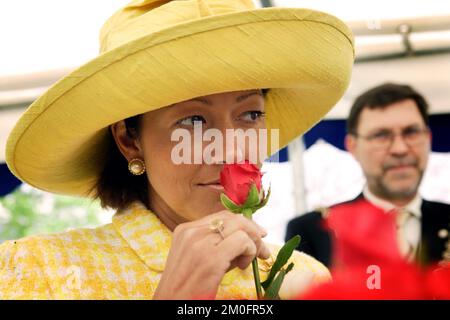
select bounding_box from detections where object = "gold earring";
[128,158,146,175]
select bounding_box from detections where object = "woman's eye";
[240,111,265,122]
[177,115,206,127]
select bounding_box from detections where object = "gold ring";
[209,218,225,239]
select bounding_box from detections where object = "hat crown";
[100,0,255,53]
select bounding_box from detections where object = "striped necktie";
[396,208,421,261]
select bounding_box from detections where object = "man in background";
[286,83,450,266]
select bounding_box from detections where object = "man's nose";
[388,134,410,155]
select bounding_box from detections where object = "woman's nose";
[224,140,245,164]
[206,118,263,164]
[206,137,245,164]
[204,122,247,164]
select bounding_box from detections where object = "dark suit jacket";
[285,194,450,267]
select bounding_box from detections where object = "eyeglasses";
[354,126,429,150]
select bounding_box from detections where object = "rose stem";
[242,208,263,300]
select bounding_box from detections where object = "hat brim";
[6,7,354,196]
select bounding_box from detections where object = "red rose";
[219,160,269,300]
[220,160,262,206]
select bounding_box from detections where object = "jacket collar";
[363,186,422,218]
[112,201,171,273]
[112,201,252,285]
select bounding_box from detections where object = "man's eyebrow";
[181,90,263,106]
[368,123,423,133]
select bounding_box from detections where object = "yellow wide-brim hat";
[6,0,354,197]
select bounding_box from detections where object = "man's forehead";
[357,99,425,131]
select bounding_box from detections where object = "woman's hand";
[153,210,270,299]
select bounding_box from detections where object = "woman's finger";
[216,230,257,270]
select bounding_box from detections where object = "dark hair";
[92,116,149,211]
[346,83,429,135]
[93,89,270,210]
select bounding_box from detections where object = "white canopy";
[1,0,450,162]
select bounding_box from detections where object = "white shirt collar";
[363,185,422,218]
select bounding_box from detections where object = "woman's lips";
[198,183,224,191]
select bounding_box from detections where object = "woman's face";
[135,90,266,225]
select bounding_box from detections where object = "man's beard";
[371,156,423,201]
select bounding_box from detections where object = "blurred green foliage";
[0,185,110,243]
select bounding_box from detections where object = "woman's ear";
[110,120,143,162]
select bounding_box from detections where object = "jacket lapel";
[419,200,450,265]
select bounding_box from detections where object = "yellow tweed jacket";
[0,201,330,299]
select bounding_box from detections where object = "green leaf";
[285,262,294,274]
[242,184,260,208]
[242,208,253,219]
[253,186,271,211]
[261,186,271,205]
[263,262,295,300]
[263,268,286,300]
[220,193,241,213]
[261,235,301,290]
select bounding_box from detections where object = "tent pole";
[288,138,307,217]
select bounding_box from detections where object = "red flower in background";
[300,263,450,300]
[220,160,262,205]
[327,199,403,268]
[424,265,450,299]
[297,199,450,300]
